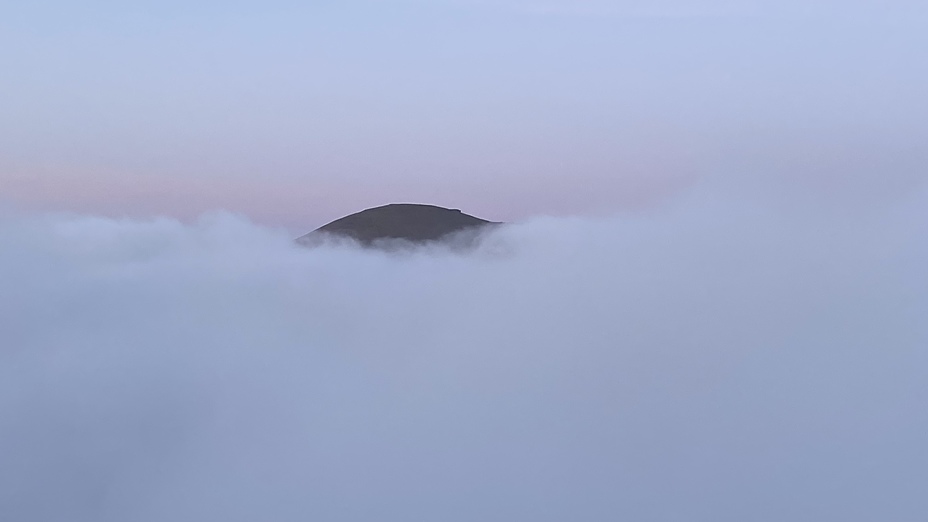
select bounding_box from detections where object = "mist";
[1,184,927,521]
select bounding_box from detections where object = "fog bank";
[1,187,927,521]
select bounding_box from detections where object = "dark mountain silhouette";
[297,203,500,247]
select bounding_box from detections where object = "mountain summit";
[297,203,499,247]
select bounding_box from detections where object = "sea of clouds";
[1,183,927,521]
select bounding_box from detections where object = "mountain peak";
[297,203,499,247]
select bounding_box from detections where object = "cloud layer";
[1,186,927,521]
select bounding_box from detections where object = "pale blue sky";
[1,1,926,228]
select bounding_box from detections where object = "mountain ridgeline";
[296,204,501,248]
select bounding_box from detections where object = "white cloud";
[1,186,927,521]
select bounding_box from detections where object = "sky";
[2,0,927,230]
